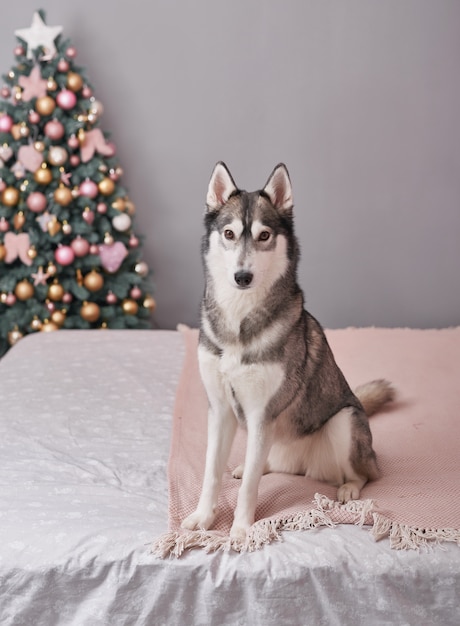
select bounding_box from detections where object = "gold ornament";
[80,302,100,323]
[47,216,62,236]
[67,71,83,92]
[103,232,114,245]
[111,197,125,211]
[77,128,86,144]
[77,114,88,123]
[48,146,68,167]
[143,295,156,311]
[8,327,23,346]
[76,269,83,286]
[47,77,57,91]
[125,200,136,215]
[48,282,65,301]
[89,99,104,118]
[19,124,30,138]
[47,262,57,276]
[2,187,20,206]
[51,309,66,326]
[0,293,7,303]
[54,186,73,206]
[134,261,149,277]
[0,244,6,261]
[14,280,34,301]
[34,141,46,153]
[13,211,26,230]
[83,270,104,292]
[34,166,53,185]
[122,298,139,315]
[27,246,37,260]
[35,96,56,116]
[62,221,72,235]
[30,317,43,331]
[11,124,22,140]
[41,320,59,332]
[98,177,115,196]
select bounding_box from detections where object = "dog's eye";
[258,231,271,242]
[224,230,234,240]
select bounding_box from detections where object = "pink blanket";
[152,326,460,557]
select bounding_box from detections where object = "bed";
[0,328,459,626]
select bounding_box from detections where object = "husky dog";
[182,162,393,542]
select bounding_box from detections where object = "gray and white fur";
[182,162,394,542]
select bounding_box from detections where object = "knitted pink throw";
[152,326,460,557]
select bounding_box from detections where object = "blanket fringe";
[151,493,372,558]
[371,512,460,550]
[151,494,460,558]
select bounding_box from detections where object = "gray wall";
[1,1,459,329]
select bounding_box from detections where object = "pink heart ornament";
[99,241,128,273]
[18,144,44,172]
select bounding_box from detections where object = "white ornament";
[15,12,63,60]
[112,213,132,232]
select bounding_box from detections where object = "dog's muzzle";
[234,270,253,288]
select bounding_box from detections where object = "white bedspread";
[0,330,458,626]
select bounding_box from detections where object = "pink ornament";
[67,135,79,149]
[28,110,40,124]
[129,235,139,248]
[1,87,11,99]
[54,245,75,266]
[82,210,95,225]
[106,291,117,304]
[46,302,55,312]
[26,191,47,213]
[70,155,80,167]
[0,180,6,192]
[96,202,107,214]
[109,171,119,181]
[14,45,25,56]
[82,86,92,99]
[71,236,90,257]
[79,179,98,198]
[0,114,13,133]
[62,292,73,304]
[66,46,77,59]
[99,242,128,273]
[57,59,69,72]
[0,217,9,232]
[56,90,77,110]
[88,244,98,255]
[130,286,142,299]
[5,293,16,306]
[44,119,65,140]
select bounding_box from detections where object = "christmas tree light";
[0,10,155,355]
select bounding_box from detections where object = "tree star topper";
[15,12,63,60]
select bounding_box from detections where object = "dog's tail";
[354,379,395,417]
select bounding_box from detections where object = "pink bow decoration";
[99,241,128,273]
[4,232,33,266]
[80,129,115,163]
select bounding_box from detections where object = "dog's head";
[203,162,296,292]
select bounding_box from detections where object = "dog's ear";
[263,164,293,213]
[206,162,238,210]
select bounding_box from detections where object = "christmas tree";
[0,10,155,356]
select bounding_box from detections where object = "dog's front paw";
[230,523,248,544]
[181,509,216,531]
[232,464,244,479]
[337,482,360,503]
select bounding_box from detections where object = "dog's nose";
[234,270,253,288]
